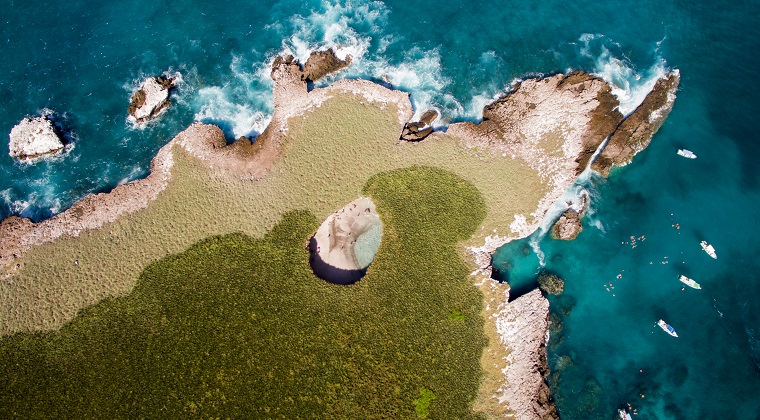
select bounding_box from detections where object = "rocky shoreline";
[0,49,680,419]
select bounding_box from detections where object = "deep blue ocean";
[2,0,759,418]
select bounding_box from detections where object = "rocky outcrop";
[309,197,382,285]
[550,194,587,241]
[272,48,352,86]
[493,288,557,419]
[560,72,625,172]
[537,271,564,295]
[128,76,175,123]
[400,109,438,141]
[449,72,622,241]
[551,209,582,241]
[591,70,680,176]
[303,49,352,82]
[8,116,65,160]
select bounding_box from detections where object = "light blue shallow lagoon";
[2,0,759,417]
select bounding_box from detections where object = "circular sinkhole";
[308,197,382,285]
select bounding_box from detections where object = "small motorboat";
[701,241,717,259]
[658,319,678,337]
[679,275,702,289]
[677,149,697,159]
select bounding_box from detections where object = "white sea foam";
[194,86,272,139]
[190,55,274,139]
[579,33,667,116]
[117,165,145,186]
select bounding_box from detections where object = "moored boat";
[677,149,697,159]
[701,240,717,259]
[679,275,701,289]
[658,319,678,337]
[618,408,633,420]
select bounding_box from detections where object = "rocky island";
[0,46,679,419]
[128,76,176,123]
[8,115,65,160]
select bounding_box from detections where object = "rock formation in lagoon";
[537,270,565,295]
[550,208,583,241]
[309,197,382,285]
[591,70,681,176]
[128,76,175,123]
[8,115,65,160]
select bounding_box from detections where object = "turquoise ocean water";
[2,0,759,417]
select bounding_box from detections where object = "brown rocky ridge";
[302,48,352,82]
[591,70,681,176]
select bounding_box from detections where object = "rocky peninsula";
[0,47,680,419]
[8,115,65,160]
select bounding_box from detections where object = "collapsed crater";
[308,197,382,285]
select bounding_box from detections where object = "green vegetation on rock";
[0,167,487,419]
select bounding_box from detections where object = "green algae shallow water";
[0,167,486,419]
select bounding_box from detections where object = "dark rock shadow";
[307,237,366,285]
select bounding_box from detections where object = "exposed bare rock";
[448,72,622,238]
[591,70,680,176]
[128,76,175,123]
[493,288,558,419]
[537,271,564,295]
[309,197,382,285]
[303,49,352,82]
[551,209,582,241]
[400,109,438,142]
[8,116,65,160]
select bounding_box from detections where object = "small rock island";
[8,115,65,160]
[128,76,175,123]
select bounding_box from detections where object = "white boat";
[658,319,678,337]
[701,241,717,259]
[618,408,633,420]
[677,149,697,159]
[679,275,702,289]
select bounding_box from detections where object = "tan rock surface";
[312,196,381,271]
[448,72,622,241]
[492,288,557,419]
